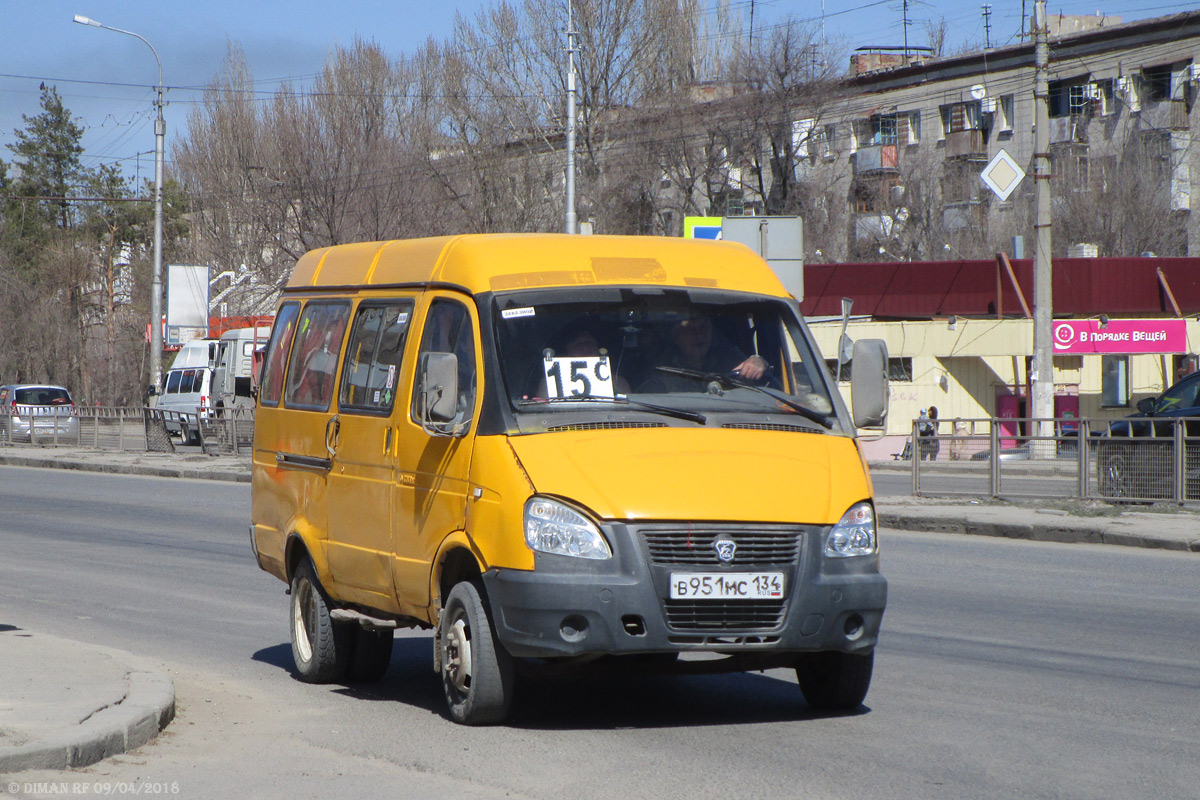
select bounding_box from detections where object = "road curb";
[0,451,250,483]
[879,508,1200,552]
[0,659,175,774]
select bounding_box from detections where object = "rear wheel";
[440,581,514,725]
[796,650,874,712]
[290,560,351,682]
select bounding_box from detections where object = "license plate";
[669,572,785,600]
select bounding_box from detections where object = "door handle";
[383,426,392,455]
[325,415,340,458]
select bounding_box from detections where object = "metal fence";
[0,406,256,456]
[908,416,1200,505]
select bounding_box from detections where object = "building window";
[853,175,901,213]
[825,357,913,383]
[940,101,981,134]
[1141,64,1174,102]
[1049,79,1087,117]
[1050,144,1089,191]
[996,94,1015,132]
[941,160,979,203]
[870,114,898,145]
[823,123,839,157]
[903,111,920,145]
[1101,355,1129,407]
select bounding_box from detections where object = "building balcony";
[944,129,987,159]
[1141,99,1190,131]
[1049,115,1090,144]
[855,144,899,173]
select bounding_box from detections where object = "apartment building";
[703,10,1200,261]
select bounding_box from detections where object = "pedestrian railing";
[0,406,255,456]
[909,416,1200,505]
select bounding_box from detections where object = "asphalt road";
[2,465,1198,799]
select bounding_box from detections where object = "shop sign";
[1052,319,1188,354]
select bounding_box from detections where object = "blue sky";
[0,0,1190,187]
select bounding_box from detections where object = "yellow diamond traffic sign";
[980,148,1026,202]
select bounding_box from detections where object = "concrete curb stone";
[0,640,175,774]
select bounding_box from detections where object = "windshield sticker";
[544,356,616,399]
[385,364,396,389]
[502,306,536,320]
[396,311,409,325]
[373,390,382,403]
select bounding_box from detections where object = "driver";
[639,313,768,392]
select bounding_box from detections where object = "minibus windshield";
[493,288,837,427]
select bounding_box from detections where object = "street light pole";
[74,14,166,396]
[565,0,578,234]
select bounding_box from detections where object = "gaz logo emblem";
[713,537,737,563]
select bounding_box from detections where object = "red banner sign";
[1052,319,1188,354]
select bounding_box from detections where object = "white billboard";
[166,264,210,343]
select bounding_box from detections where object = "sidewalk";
[0,627,174,774]
[0,446,249,483]
[869,459,1200,553]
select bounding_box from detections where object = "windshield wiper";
[518,395,706,424]
[654,366,833,430]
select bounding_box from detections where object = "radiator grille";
[641,528,801,566]
[664,600,787,631]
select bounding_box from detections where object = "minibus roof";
[285,234,791,299]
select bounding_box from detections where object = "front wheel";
[1098,447,1129,498]
[290,560,351,683]
[796,650,874,712]
[440,581,514,725]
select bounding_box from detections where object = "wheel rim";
[292,579,315,663]
[1104,456,1127,497]
[443,614,473,696]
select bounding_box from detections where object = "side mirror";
[1136,397,1156,415]
[420,352,459,425]
[850,339,889,430]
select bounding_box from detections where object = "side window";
[412,299,477,426]
[165,371,182,394]
[284,302,352,411]
[339,300,414,414]
[261,302,301,406]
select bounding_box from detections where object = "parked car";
[968,431,1079,462]
[1095,370,1200,499]
[0,384,79,443]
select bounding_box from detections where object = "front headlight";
[524,497,611,560]
[824,502,877,558]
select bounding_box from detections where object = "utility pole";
[74,14,166,394]
[565,0,578,234]
[983,4,993,49]
[1031,0,1055,453]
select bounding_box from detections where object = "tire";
[439,581,514,725]
[346,627,393,683]
[796,650,874,712]
[1099,447,1129,499]
[290,560,351,683]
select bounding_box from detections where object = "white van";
[169,339,219,370]
[153,366,213,444]
[212,327,271,411]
